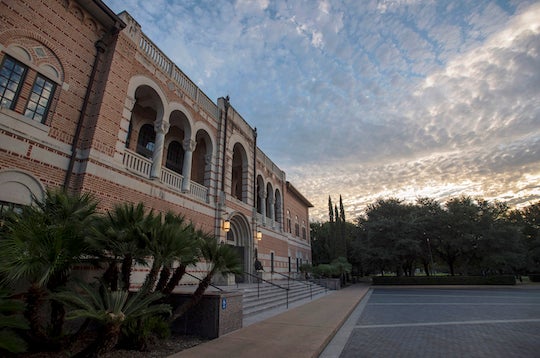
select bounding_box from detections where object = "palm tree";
[54,281,170,357]
[89,203,155,291]
[141,212,197,295]
[170,234,241,321]
[159,225,200,296]
[0,189,98,347]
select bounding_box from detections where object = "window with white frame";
[0,54,57,124]
[24,74,56,122]
[0,55,27,109]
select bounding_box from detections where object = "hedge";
[372,275,516,285]
[529,274,540,282]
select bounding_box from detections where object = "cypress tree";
[339,195,346,222]
[329,196,334,223]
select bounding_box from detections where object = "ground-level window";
[0,200,24,216]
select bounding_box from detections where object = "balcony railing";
[124,149,208,202]
[123,149,151,177]
[161,167,183,191]
[190,181,209,202]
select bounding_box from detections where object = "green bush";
[311,257,352,278]
[372,275,516,285]
[312,264,338,277]
[120,315,171,351]
[529,274,540,282]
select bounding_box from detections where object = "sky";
[104,0,540,222]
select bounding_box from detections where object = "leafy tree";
[348,223,371,276]
[512,202,540,273]
[413,198,444,276]
[310,222,332,265]
[362,198,421,276]
[434,197,480,275]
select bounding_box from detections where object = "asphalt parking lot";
[322,286,540,358]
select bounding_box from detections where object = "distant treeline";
[311,196,540,277]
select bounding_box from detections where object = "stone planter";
[170,290,243,339]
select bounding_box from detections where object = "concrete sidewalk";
[170,284,370,358]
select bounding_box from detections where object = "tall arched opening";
[225,213,254,283]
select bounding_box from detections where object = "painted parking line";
[368,302,540,306]
[355,318,540,329]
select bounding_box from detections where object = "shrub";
[120,315,171,351]
[529,274,540,282]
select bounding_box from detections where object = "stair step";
[237,280,330,319]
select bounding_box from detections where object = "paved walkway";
[169,284,370,358]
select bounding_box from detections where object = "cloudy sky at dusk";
[105,0,540,221]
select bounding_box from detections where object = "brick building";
[0,0,312,284]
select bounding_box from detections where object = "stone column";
[181,139,196,192]
[150,120,169,179]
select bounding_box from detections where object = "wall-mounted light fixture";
[256,230,262,241]
[222,219,231,232]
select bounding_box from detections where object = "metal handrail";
[272,271,317,299]
[241,271,290,309]
[184,272,224,292]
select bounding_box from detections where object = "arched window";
[295,215,300,236]
[231,143,246,202]
[256,175,264,214]
[286,210,292,233]
[166,140,184,174]
[266,183,273,219]
[136,124,155,158]
[192,136,207,185]
[274,190,282,223]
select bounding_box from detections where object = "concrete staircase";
[239,279,330,325]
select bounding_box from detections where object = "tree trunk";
[170,274,212,322]
[74,322,122,358]
[121,255,133,291]
[103,260,119,291]
[49,299,65,338]
[141,260,161,294]
[423,261,430,276]
[162,264,186,295]
[24,284,49,349]
[155,265,171,292]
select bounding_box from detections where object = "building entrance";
[227,213,254,282]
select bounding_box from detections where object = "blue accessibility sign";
[221,297,227,310]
